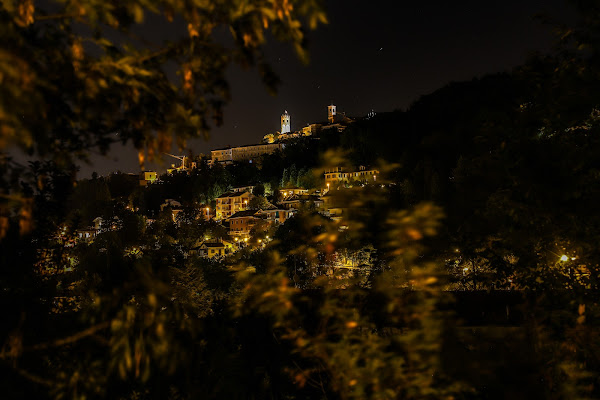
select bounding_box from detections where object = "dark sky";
[77,0,571,177]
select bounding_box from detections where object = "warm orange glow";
[138,148,146,171]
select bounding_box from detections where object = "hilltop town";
[6,0,600,398]
[154,104,359,177]
[62,104,379,263]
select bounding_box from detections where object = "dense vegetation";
[2,0,600,399]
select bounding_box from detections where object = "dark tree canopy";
[2,1,600,399]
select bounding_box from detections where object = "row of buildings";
[263,104,354,144]
[72,163,380,260]
[137,104,359,178]
[208,104,354,166]
[198,163,379,258]
[213,164,378,221]
[209,143,283,165]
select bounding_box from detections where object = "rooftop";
[216,191,251,198]
[228,210,259,219]
[201,242,226,248]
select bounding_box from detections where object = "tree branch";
[13,366,54,387]
[24,320,111,352]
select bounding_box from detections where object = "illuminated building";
[263,104,353,143]
[139,171,157,186]
[324,166,379,186]
[215,191,253,219]
[328,104,337,123]
[210,143,282,165]
[278,187,308,197]
[227,210,259,238]
[281,110,291,133]
[199,242,227,258]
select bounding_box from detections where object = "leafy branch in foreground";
[0,0,326,165]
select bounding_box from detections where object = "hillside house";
[216,191,253,220]
[199,242,227,258]
[227,210,260,238]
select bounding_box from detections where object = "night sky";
[75,0,571,177]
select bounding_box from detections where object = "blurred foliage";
[2,0,600,399]
[0,0,326,165]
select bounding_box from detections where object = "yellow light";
[244,238,248,242]
[258,239,262,243]
[560,255,569,262]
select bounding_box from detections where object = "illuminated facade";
[281,110,291,133]
[227,210,259,238]
[324,166,379,186]
[279,187,308,197]
[199,242,226,258]
[302,123,321,136]
[139,171,157,186]
[215,191,253,219]
[328,104,337,123]
[211,148,233,163]
[210,143,282,165]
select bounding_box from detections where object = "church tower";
[281,110,291,133]
[328,104,337,123]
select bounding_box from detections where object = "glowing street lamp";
[560,255,569,262]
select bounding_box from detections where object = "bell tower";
[281,110,291,133]
[328,104,336,123]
